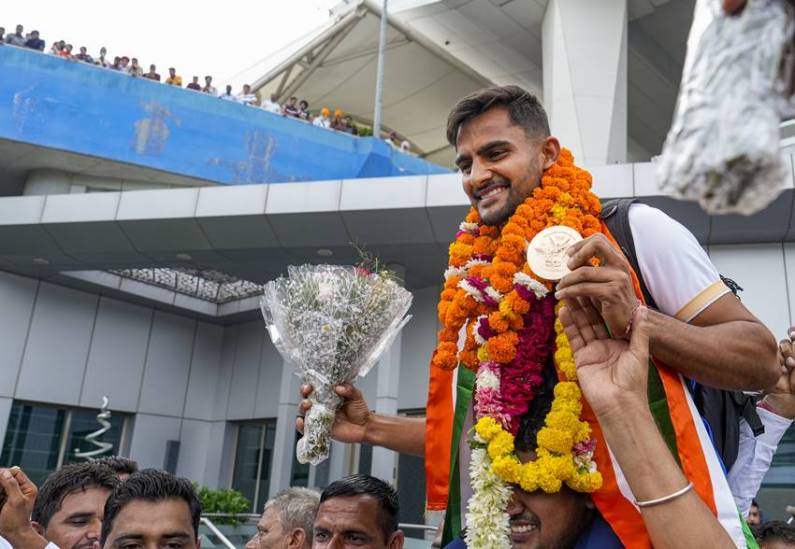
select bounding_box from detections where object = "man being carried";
[299,85,782,547]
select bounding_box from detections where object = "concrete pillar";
[542,0,628,165]
[268,359,301,498]
[369,264,405,486]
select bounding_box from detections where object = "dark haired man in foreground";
[101,468,201,549]
[0,462,118,549]
[313,474,403,549]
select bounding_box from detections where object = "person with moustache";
[312,475,403,549]
[299,83,783,547]
[0,462,119,549]
[100,469,201,549]
[245,487,319,549]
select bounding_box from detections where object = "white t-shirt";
[238,93,258,106]
[261,99,282,114]
[628,203,729,320]
[313,116,330,128]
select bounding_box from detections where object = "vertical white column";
[542,0,628,166]
[268,358,300,498]
[369,264,405,485]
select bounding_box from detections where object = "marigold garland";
[435,149,605,547]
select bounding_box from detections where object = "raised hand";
[556,233,639,339]
[559,298,650,419]
[297,383,371,444]
[767,330,795,419]
[0,467,48,549]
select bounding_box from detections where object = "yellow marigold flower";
[554,382,581,401]
[488,431,515,460]
[538,470,563,493]
[537,427,574,454]
[545,410,583,433]
[492,456,521,484]
[476,346,490,363]
[474,417,501,442]
[568,470,603,493]
[519,463,539,493]
[574,423,592,443]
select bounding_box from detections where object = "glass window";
[1,404,66,486]
[1,401,128,487]
[232,421,276,513]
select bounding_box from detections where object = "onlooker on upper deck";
[5,25,26,46]
[165,67,183,87]
[186,76,201,91]
[75,46,93,63]
[143,64,160,81]
[24,30,45,51]
[202,75,217,95]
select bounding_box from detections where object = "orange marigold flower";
[459,349,479,370]
[472,236,492,256]
[487,332,519,363]
[438,327,459,342]
[465,209,480,223]
[488,312,509,333]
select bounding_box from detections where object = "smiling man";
[100,469,201,549]
[313,475,403,549]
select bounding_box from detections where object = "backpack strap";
[600,198,657,308]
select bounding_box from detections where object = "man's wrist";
[362,412,382,446]
[4,527,48,549]
[593,395,651,428]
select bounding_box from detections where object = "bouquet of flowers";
[260,265,413,464]
[657,0,795,215]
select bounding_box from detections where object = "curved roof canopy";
[251,1,490,166]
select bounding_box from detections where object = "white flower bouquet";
[260,264,413,464]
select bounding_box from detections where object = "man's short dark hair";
[101,469,201,545]
[446,85,550,147]
[320,474,399,542]
[754,520,795,544]
[93,455,139,476]
[32,462,119,529]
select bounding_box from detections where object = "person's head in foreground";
[169,67,177,77]
[93,455,139,481]
[448,85,558,227]
[31,461,119,549]
[246,487,319,549]
[755,521,795,549]
[313,474,403,549]
[503,372,596,549]
[100,468,202,549]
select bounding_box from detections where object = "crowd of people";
[0,23,414,151]
[0,455,409,549]
[2,5,795,549]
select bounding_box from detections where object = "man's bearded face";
[455,107,555,227]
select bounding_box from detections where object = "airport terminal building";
[0,0,792,526]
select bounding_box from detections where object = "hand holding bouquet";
[260,265,412,464]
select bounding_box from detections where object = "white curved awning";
[251,0,492,166]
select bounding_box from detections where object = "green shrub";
[195,484,251,525]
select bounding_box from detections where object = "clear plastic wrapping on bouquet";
[657,0,795,215]
[260,265,412,464]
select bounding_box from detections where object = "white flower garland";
[465,446,512,549]
[513,272,549,299]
